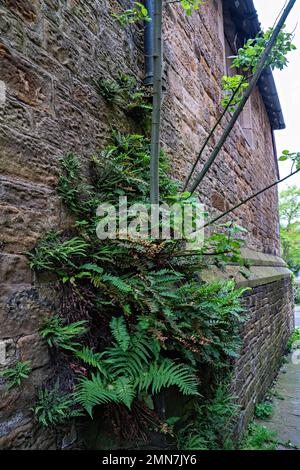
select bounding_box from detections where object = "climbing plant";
[112,2,151,26]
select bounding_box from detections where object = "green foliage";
[0,360,31,390]
[112,1,205,26]
[95,78,123,103]
[222,28,296,112]
[32,382,82,426]
[201,222,247,264]
[255,402,274,420]
[221,75,249,112]
[287,328,300,351]
[40,316,87,352]
[178,383,238,450]
[241,423,277,450]
[27,230,89,272]
[95,74,152,129]
[279,186,300,226]
[30,132,246,447]
[179,1,205,16]
[110,316,130,352]
[56,132,179,210]
[279,185,300,274]
[112,2,151,27]
[232,28,296,73]
[278,150,300,169]
[74,317,199,416]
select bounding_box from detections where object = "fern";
[80,263,104,274]
[75,373,119,416]
[110,316,130,352]
[138,359,199,396]
[30,132,247,442]
[74,318,199,416]
[0,360,31,390]
[75,347,107,376]
[40,316,87,351]
[104,332,155,379]
[114,376,136,409]
[32,383,82,426]
[102,273,133,293]
[28,231,89,272]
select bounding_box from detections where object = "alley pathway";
[260,359,300,449]
[258,308,300,449]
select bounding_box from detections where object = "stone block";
[17,333,49,369]
[0,285,59,339]
[0,339,16,368]
[1,1,39,24]
[0,44,53,111]
[0,125,60,184]
[0,254,32,284]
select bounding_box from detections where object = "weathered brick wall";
[233,277,294,433]
[0,0,292,448]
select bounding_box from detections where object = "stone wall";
[0,0,293,448]
[233,276,294,434]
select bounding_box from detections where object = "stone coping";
[234,248,287,268]
[201,248,291,288]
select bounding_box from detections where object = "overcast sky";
[254,0,300,191]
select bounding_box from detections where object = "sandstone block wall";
[0,0,293,448]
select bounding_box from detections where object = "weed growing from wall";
[26,132,249,449]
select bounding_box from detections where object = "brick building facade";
[0,0,294,448]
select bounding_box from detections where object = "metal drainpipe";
[144,0,155,85]
[144,1,165,446]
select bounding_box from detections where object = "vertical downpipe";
[149,0,163,206]
[144,1,166,447]
[144,0,155,86]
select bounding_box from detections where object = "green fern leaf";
[75,373,117,417]
[110,317,130,352]
[102,274,132,293]
[80,263,104,274]
[114,377,135,409]
[75,347,107,376]
[138,359,199,396]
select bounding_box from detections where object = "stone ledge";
[201,249,291,288]
[238,248,287,268]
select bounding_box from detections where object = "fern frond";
[80,263,104,274]
[110,317,130,352]
[102,273,132,293]
[114,377,136,409]
[90,274,104,288]
[75,373,117,417]
[138,359,199,396]
[40,316,87,351]
[75,347,107,376]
